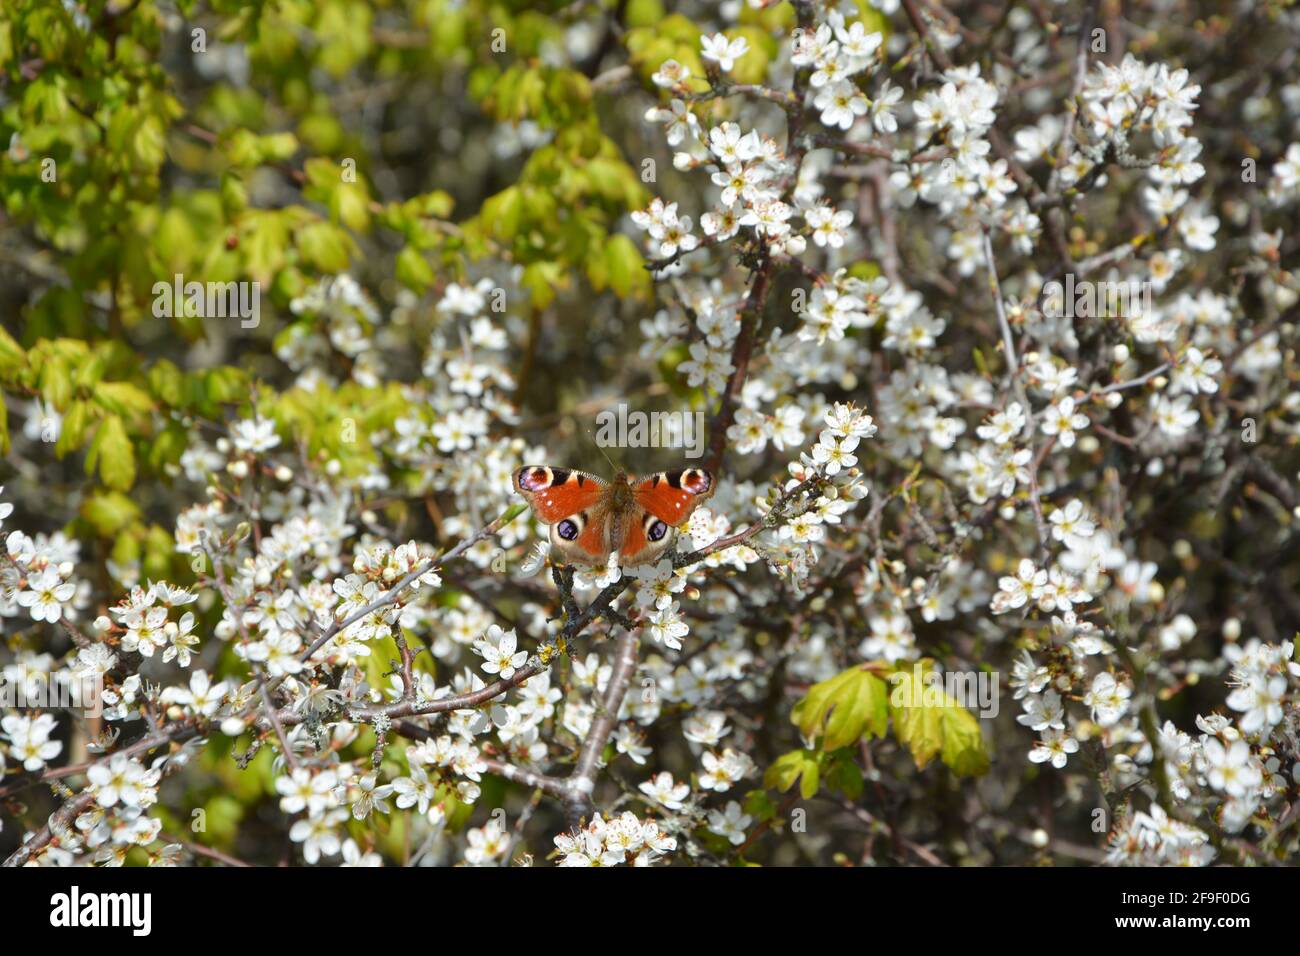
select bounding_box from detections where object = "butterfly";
[512,466,715,567]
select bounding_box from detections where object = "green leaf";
[395,245,435,293]
[940,703,992,777]
[74,353,106,390]
[225,129,262,167]
[260,132,299,162]
[764,749,821,800]
[38,356,73,410]
[108,528,140,572]
[480,186,522,242]
[147,360,186,408]
[80,491,142,537]
[847,260,882,282]
[131,113,167,171]
[316,0,372,77]
[304,157,373,233]
[333,181,372,233]
[142,524,175,583]
[241,210,292,283]
[604,234,648,300]
[55,399,92,457]
[743,788,777,822]
[199,795,245,849]
[822,750,865,800]
[888,667,944,768]
[887,663,990,776]
[624,0,666,28]
[205,366,250,405]
[86,414,135,491]
[791,665,889,751]
[95,381,156,419]
[296,221,355,274]
[146,421,188,472]
[520,261,568,308]
[220,173,249,217]
[724,26,775,86]
[0,326,26,378]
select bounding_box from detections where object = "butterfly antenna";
[587,429,621,474]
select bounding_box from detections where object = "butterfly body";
[513,465,714,567]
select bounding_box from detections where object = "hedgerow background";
[0,0,1298,867]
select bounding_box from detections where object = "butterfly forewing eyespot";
[652,468,712,495]
[516,466,556,492]
[677,468,712,495]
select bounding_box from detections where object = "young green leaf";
[791,665,889,751]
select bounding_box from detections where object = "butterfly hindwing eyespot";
[557,514,583,541]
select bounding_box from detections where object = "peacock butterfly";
[512,465,715,567]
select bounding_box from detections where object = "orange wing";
[565,512,612,563]
[619,468,715,566]
[512,466,605,523]
[618,516,654,565]
[632,468,715,525]
[513,466,612,565]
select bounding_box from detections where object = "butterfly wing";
[632,468,715,524]
[620,468,716,565]
[513,466,605,522]
[513,466,612,565]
